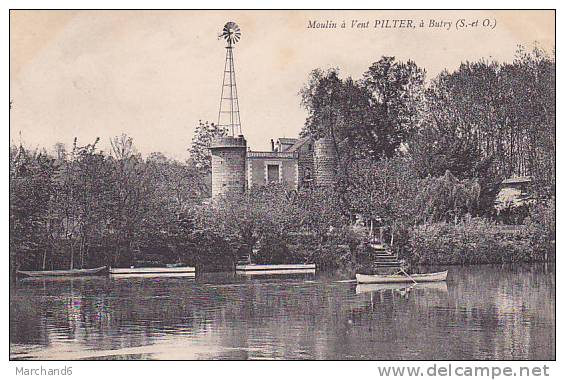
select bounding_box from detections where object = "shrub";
[524,197,556,260]
[408,217,545,265]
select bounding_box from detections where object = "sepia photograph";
[8,9,555,362]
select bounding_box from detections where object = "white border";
[3,2,561,379]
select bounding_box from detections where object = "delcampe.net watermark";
[376,364,550,378]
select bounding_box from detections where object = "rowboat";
[355,270,448,284]
[19,276,108,283]
[236,268,316,276]
[235,263,315,275]
[235,263,315,271]
[16,266,107,278]
[109,266,195,278]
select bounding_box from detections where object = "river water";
[10,263,554,360]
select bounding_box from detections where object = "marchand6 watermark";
[15,366,72,376]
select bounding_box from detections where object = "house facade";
[210,135,335,199]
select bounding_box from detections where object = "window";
[267,164,280,184]
[302,167,313,189]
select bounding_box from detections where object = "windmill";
[217,21,242,137]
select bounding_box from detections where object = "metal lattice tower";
[217,22,242,137]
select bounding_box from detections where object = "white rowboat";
[109,266,195,276]
[236,268,316,275]
[235,264,316,272]
[356,270,448,284]
[110,272,196,279]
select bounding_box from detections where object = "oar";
[399,267,418,284]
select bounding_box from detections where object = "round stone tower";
[313,137,338,188]
[210,135,247,199]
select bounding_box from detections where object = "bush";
[524,198,556,260]
[291,241,353,270]
[408,217,545,265]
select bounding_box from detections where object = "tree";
[361,57,426,157]
[299,59,427,218]
[141,154,211,263]
[346,156,419,227]
[412,45,555,201]
[189,120,226,174]
[194,183,351,266]
[107,134,151,266]
[195,185,291,253]
[510,45,555,195]
[147,154,209,210]
[9,145,57,270]
[300,58,426,161]
[299,68,343,140]
[414,170,481,224]
[72,138,113,268]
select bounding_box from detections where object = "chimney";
[270,139,275,152]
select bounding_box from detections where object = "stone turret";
[313,137,337,188]
[209,135,247,199]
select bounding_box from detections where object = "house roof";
[286,136,313,152]
[277,138,298,145]
[502,176,532,185]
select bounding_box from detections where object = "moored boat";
[235,263,315,274]
[16,266,107,278]
[356,270,448,284]
[109,266,195,278]
[236,268,316,276]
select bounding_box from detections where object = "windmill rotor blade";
[220,22,241,44]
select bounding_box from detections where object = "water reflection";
[10,264,554,360]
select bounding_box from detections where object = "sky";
[10,10,555,160]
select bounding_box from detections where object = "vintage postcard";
[9,9,555,364]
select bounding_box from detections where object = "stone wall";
[313,137,337,188]
[210,136,247,199]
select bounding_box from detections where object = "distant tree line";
[297,45,554,264]
[299,45,554,218]
[10,134,209,271]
